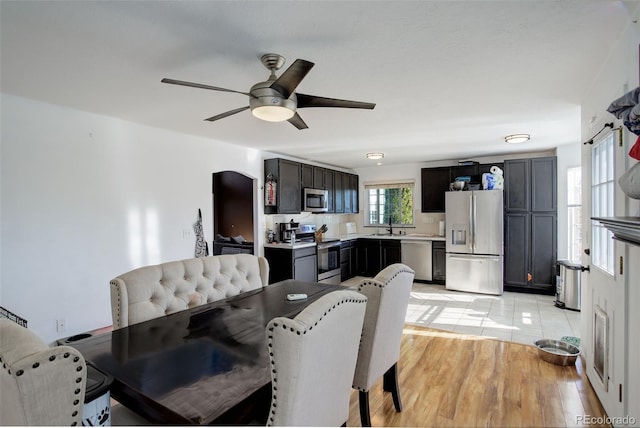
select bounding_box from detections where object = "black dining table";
[69,279,346,425]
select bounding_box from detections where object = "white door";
[581,126,626,418]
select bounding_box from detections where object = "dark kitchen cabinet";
[301,164,314,189]
[381,240,401,267]
[325,170,335,212]
[421,163,503,213]
[356,238,401,277]
[504,159,530,212]
[421,167,450,212]
[302,165,326,190]
[333,172,358,214]
[340,239,358,281]
[313,167,326,189]
[264,158,301,214]
[432,241,446,284]
[334,172,345,213]
[357,239,382,277]
[265,158,358,214]
[349,174,359,213]
[344,173,359,213]
[264,246,317,284]
[504,156,557,294]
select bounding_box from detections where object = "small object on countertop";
[286,293,308,301]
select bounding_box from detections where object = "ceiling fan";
[161,53,376,130]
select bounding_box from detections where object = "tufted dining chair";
[265,290,367,427]
[352,263,415,427]
[0,319,88,426]
[110,254,269,329]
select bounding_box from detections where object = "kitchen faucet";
[386,216,393,235]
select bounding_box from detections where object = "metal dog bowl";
[534,339,580,366]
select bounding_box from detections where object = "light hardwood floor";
[346,325,609,427]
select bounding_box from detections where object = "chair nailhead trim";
[357,267,414,291]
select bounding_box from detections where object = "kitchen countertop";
[264,233,446,249]
[263,241,317,249]
[337,233,446,242]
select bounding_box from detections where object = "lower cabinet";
[356,239,402,277]
[381,240,401,268]
[340,239,358,282]
[357,239,381,277]
[432,241,446,284]
[264,246,317,284]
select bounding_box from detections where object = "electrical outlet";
[426,217,434,224]
[56,319,67,332]
[183,228,193,239]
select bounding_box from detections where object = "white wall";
[0,94,264,344]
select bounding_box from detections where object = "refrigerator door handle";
[470,193,476,253]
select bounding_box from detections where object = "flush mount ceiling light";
[505,134,531,144]
[366,152,384,160]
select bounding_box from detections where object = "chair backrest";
[0,319,87,426]
[110,254,270,328]
[266,290,367,426]
[352,263,415,391]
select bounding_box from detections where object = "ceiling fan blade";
[270,59,315,98]
[204,106,250,122]
[296,93,376,110]
[162,78,253,97]
[288,112,309,130]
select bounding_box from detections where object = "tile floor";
[345,277,581,346]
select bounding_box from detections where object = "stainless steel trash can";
[555,260,581,311]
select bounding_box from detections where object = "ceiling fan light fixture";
[505,133,530,144]
[251,105,295,122]
[366,152,384,160]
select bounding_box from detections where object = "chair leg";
[359,390,372,427]
[382,363,402,412]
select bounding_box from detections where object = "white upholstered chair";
[265,290,367,426]
[352,263,415,426]
[110,254,269,328]
[0,319,88,426]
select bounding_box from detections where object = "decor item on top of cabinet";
[193,209,209,258]
[265,173,277,206]
[482,165,504,190]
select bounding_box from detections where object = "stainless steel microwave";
[303,188,328,212]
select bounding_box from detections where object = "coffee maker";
[278,220,299,243]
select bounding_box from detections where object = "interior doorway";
[212,171,258,255]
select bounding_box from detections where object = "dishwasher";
[401,240,432,281]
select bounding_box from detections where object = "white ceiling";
[1,1,637,169]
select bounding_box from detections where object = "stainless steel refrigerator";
[445,190,503,295]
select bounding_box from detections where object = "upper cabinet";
[264,158,358,214]
[421,163,503,212]
[264,158,302,214]
[421,167,451,212]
